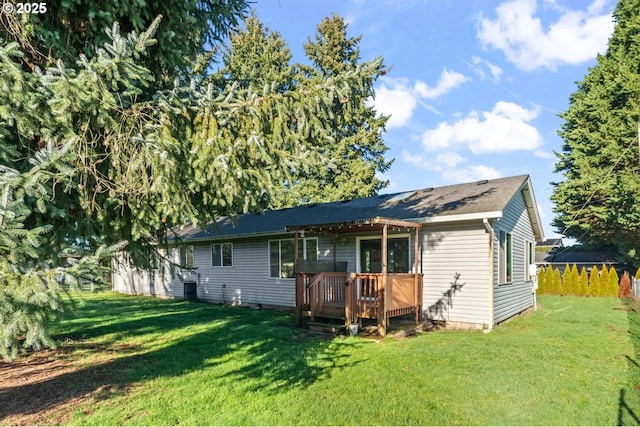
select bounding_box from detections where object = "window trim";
[355,233,411,274]
[269,237,318,279]
[524,240,534,281]
[212,242,233,267]
[499,231,512,284]
[180,245,194,269]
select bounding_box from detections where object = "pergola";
[287,216,423,335]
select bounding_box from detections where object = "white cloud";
[421,101,543,154]
[470,56,503,82]
[401,150,468,172]
[372,68,469,129]
[374,81,417,129]
[477,0,614,71]
[414,69,470,99]
[442,165,503,183]
[436,151,466,168]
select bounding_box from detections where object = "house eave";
[409,211,504,224]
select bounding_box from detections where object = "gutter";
[483,218,495,332]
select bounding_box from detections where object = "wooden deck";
[296,271,423,335]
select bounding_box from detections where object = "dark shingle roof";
[174,175,534,242]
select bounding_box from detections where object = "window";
[525,240,534,281]
[212,243,233,267]
[359,236,410,273]
[180,245,194,268]
[499,231,512,283]
[270,238,318,278]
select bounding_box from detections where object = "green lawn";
[2,292,640,425]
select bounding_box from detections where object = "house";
[536,246,629,276]
[112,174,544,333]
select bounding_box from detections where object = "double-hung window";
[212,243,233,267]
[270,238,318,278]
[180,245,194,269]
[499,231,512,284]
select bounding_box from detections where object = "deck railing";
[297,271,423,333]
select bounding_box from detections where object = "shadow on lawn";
[0,295,363,421]
[619,298,640,426]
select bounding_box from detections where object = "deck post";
[379,223,388,336]
[294,231,302,327]
[414,226,420,323]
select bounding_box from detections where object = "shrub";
[562,264,572,295]
[588,265,599,297]
[570,264,580,295]
[600,265,610,297]
[553,267,562,295]
[619,271,632,298]
[609,268,620,297]
[537,266,547,294]
[579,266,589,296]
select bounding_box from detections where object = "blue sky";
[251,0,616,241]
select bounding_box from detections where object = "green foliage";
[1,0,249,87]
[551,0,640,265]
[635,267,640,280]
[0,5,391,356]
[0,140,124,360]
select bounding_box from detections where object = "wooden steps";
[306,320,345,334]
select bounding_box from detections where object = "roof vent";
[477,179,489,185]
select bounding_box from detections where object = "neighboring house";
[113,174,544,333]
[536,247,629,276]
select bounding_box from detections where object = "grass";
[1,292,640,425]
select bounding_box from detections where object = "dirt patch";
[0,343,121,426]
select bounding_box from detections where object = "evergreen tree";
[609,267,620,297]
[562,264,572,295]
[268,13,391,208]
[620,271,632,298]
[588,265,600,297]
[0,8,387,356]
[537,266,547,294]
[551,0,640,264]
[569,264,580,295]
[600,265,611,296]
[579,266,589,296]
[553,267,563,295]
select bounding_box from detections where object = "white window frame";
[499,231,512,284]
[212,243,233,267]
[269,237,318,279]
[180,245,194,269]
[524,240,534,281]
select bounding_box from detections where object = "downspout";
[483,219,495,332]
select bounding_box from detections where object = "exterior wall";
[492,190,536,324]
[111,251,173,298]
[421,220,491,326]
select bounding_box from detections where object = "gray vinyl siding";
[111,251,173,298]
[421,221,491,325]
[492,190,535,324]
